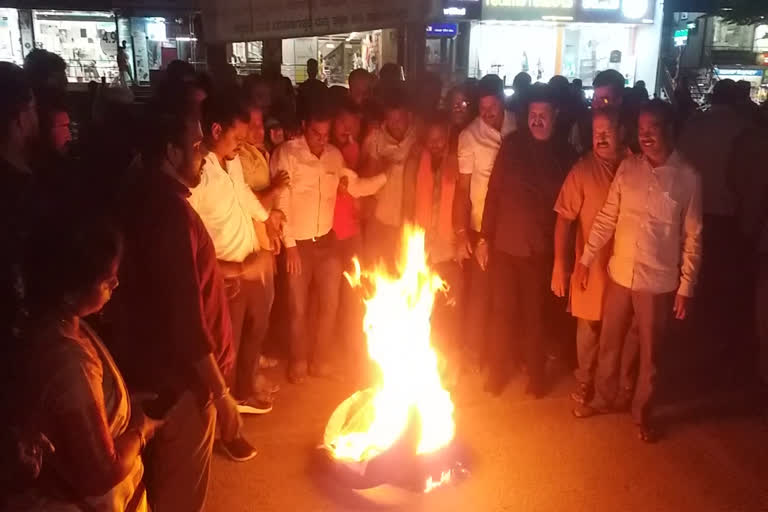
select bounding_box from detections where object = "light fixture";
[622,0,648,20]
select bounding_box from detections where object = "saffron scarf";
[414,149,457,240]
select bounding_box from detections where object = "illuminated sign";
[426,23,458,37]
[482,0,653,22]
[674,28,689,47]
[715,68,764,78]
[485,0,573,7]
[444,6,467,15]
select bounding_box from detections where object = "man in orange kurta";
[552,108,637,405]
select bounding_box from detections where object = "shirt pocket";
[648,192,679,224]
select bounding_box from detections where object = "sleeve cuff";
[579,250,595,267]
[553,206,577,220]
[677,281,695,298]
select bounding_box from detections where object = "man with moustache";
[552,108,637,405]
[573,100,703,443]
[477,84,577,397]
[454,75,516,371]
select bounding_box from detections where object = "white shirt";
[580,152,703,297]
[189,152,269,262]
[272,136,387,247]
[457,110,516,231]
[361,124,419,227]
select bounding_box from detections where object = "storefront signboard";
[674,28,688,47]
[482,0,654,23]
[714,68,764,80]
[202,0,423,42]
[426,23,458,37]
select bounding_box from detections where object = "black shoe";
[236,396,273,415]
[220,436,258,462]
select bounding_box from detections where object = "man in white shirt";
[573,100,703,442]
[360,93,419,269]
[189,96,283,460]
[453,75,516,370]
[272,104,387,384]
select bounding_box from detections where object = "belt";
[297,231,335,244]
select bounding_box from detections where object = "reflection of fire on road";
[323,226,464,493]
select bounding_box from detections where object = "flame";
[326,226,456,463]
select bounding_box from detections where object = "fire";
[324,226,456,469]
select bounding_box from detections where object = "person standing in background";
[573,101,703,443]
[453,75,516,372]
[273,104,388,384]
[477,84,576,398]
[189,95,284,460]
[552,108,637,406]
[360,93,419,269]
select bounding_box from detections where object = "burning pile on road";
[322,227,467,493]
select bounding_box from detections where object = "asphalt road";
[207,367,768,512]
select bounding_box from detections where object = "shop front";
[467,0,663,91]
[280,29,399,85]
[0,6,198,86]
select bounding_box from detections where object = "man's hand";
[285,246,302,275]
[673,294,691,320]
[271,170,290,193]
[454,230,473,265]
[475,238,489,271]
[267,209,285,233]
[339,176,350,194]
[213,392,242,442]
[572,262,590,290]
[551,260,571,298]
[243,250,273,283]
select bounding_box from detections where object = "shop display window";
[0,8,23,65]
[32,10,119,84]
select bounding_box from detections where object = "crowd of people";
[0,49,767,511]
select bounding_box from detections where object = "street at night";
[209,369,768,512]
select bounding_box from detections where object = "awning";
[201,0,427,43]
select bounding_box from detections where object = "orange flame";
[324,227,456,466]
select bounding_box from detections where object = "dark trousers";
[147,391,216,512]
[432,260,464,357]
[463,230,492,364]
[590,279,675,425]
[287,234,342,365]
[336,234,366,372]
[488,252,551,388]
[757,254,768,388]
[225,266,274,399]
[364,219,401,272]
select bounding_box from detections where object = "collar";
[157,164,192,197]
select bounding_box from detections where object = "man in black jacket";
[476,84,577,397]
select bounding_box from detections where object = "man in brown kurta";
[552,108,637,404]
